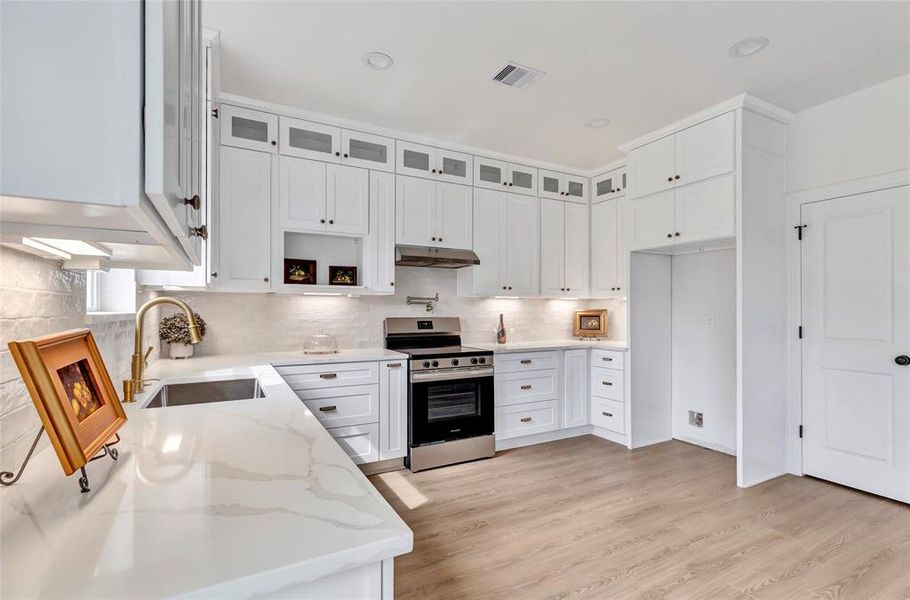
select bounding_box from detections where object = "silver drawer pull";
[520,384,532,390]
[602,381,613,386]
[319,373,338,380]
[520,359,532,365]
[319,405,337,412]
[520,417,533,423]
[602,411,613,417]
[602,357,613,362]
[387,363,402,368]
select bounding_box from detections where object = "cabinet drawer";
[276,362,379,389]
[496,370,558,405]
[591,367,624,401]
[495,351,559,374]
[299,384,379,428]
[495,400,560,440]
[327,423,379,464]
[591,399,625,434]
[591,349,625,370]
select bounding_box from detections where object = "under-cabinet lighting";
[31,238,112,257]
[303,292,343,296]
[22,237,71,260]
[494,296,520,299]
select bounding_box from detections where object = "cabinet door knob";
[211,272,218,278]
[190,224,208,240]
[667,233,673,238]
[566,288,570,292]
[431,236,437,241]
[674,232,680,237]
[431,169,437,173]
[320,218,326,224]
[508,286,512,290]
[343,153,349,158]
[390,282,394,286]
[184,194,201,210]
[502,182,507,186]
[263,277,269,282]
[502,286,507,290]
[270,140,276,146]
[896,355,910,366]
[675,175,680,180]
[508,182,513,187]
[335,151,341,156]
[667,177,673,182]
[329,219,334,225]
[438,237,443,242]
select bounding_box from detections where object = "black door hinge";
[798,325,803,339]
[799,425,803,438]
[211,107,219,119]
[794,224,807,240]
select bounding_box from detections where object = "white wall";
[155,267,627,356]
[787,74,910,193]
[671,249,736,454]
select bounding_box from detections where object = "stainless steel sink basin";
[143,378,265,408]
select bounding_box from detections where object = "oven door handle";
[411,368,494,383]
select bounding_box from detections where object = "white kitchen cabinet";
[279,116,339,162]
[473,158,537,196]
[539,170,587,203]
[218,146,273,291]
[593,167,627,202]
[279,157,369,235]
[590,197,627,295]
[367,171,395,293]
[540,199,588,297]
[328,424,380,464]
[341,130,395,173]
[564,349,589,429]
[379,360,407,460]
[590,349,626,435]
[627,112,734,199]
[395,175,472,250]
[628,173,734,251]
[222,105,278,153]
[495,400,561,440]
[396,141,473,185]
[459,189,538,296]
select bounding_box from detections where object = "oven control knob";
[431,360,439,367]
[452,359,459,366]
[471,357,478,365]
[478,357,486,364]
[422,361,431,368]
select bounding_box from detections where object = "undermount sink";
[143,379,265,408]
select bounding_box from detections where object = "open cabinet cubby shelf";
[278,230,365,293]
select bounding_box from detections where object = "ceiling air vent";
[490,61,545,90]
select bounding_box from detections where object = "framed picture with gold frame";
[574,309,608,338]
[8,329,126,476]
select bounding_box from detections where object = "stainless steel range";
[384,317,495,472]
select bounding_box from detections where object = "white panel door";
[218,146,272,290]
[379,361,407,460]
[368,171,395,293]
[628,189,675,250]
[674,111,735,186]
[801,186,909,503]
[326,164,369,235]
[539,198,566,296]
[396,175,436,246]
[627,135,675,198]
[278,156,326,231]
[591,198,619,295]
[563,202,589,295]
[471,188,506,295]
[564,349,589,428]
[505,194,539,296]
[435,182,472,250]
[674,173,735,243]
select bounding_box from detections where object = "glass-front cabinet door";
[397,141,436,179]
[593,167,627,203]
[436,149,472,185]
[221,105,278,153]
[539,170,564,201]
[342,130,394,173]
[474,157,508,190]
[564,174,587,203]
[509,164,538,196]
[280,116,340,162]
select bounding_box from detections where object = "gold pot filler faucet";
[123,297,203,403]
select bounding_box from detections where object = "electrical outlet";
[688,410,704,428]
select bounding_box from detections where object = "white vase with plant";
[159,312,206,359]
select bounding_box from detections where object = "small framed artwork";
[284,258,316,285]
[574,309,608,338]
[329,265,358,286]
[7,329,126,476]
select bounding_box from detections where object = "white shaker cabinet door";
[628,189,675,251]
[564,349,589,429]
[627,135,675,198]
[379,360,408,460]
[368,171,395,293]
[674,173,735,244]
[674,111,735,187]
[590,198,619,295]
[396,175,436,246]
[539,198,566,296]
[278,156,326,232]
[342,129,394,173]
[279,116,340,162]
[436,149,473,186]
[435,182,473,250]
[505,194,539,296]
[563,201,589,295]
[326,164,369,235]
[396,140,436,179]
[470,188,507,295]
[221,104,278,153]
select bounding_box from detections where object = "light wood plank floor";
[370,436,910,599]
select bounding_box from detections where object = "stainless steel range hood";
[395,245,480,269]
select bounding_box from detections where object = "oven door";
[409,369,494,446]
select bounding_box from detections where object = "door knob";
[896,355,910,366]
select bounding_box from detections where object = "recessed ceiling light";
[585,118,610,129]
[729,37,769,57]
[363,52,394,70]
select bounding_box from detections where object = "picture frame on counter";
[574,309,608,338]
[329,265,358,286]
[6,329,126,478]
[284,258,317,285]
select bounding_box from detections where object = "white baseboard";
[495,426,590,451]
[590,426,629,447]
[673,435,736,456]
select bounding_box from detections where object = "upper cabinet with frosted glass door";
[396,141,473,185]
[539,170,588,203]
[279,116,394,172]
[221,105,278,153]
[592,167,627,203]
[473,158,538,196]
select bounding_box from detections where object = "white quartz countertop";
[0,351,412,599]
[473,339,629,353]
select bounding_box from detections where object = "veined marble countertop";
[0,351,412,599]
[473,339,629,353]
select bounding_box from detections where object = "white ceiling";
[203,1,910,170]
